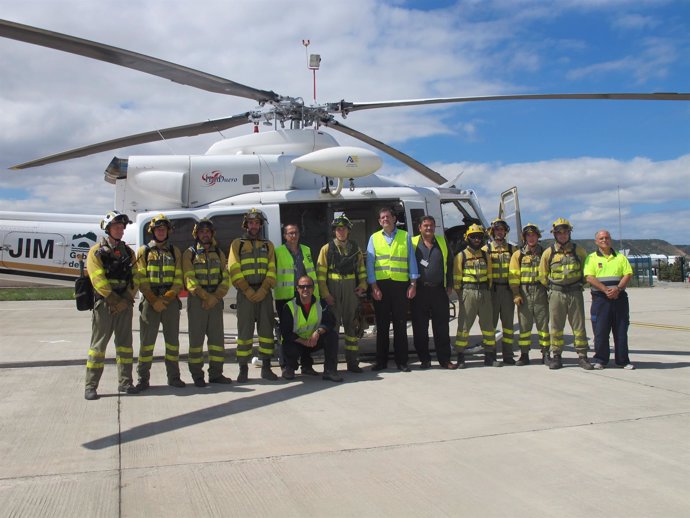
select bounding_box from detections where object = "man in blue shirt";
[366,207,419,371]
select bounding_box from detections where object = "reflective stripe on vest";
[288,299,322,339]
[485,242,512,282]
[373,230,409,282]
[461,249,489,284]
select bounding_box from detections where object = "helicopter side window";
[409,208,426,236]
[243,174,260,186]
[210,214,247,252]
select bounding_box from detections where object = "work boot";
[578,355,594,371]
[282,366,295,380]
[322,370,344,382]
[541,347,551,365]
[549,353,562,370]
[502,345,516,365]
[136,379,150,391]
[209,375,232,384]
[84,388,99,400]
[168,377,186,388]
[237,364,249,383]
[456,352,466,369]
[118,384,140,394]
[515,352,530,366]
[301,365,319,376]
[347,361,363,373]
[484,351,502,367]
[193,378,206,388]
[261,360,278,381]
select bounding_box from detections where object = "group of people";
[83,206,634,401]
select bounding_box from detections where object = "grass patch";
[0,287,74,301]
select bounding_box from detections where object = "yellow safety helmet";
[464,223,486,240]
[331,214,353,229]
[488,218,510,236]
[551,217,573,233]
[147,214,172,233]
[100,210,132,232]
[242,208,267,229]
[192,218,215,239]
[522,223,542,239]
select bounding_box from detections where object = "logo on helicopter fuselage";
[201,170,239,186]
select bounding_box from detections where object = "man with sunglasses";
[279,276,343,382]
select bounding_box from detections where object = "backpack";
[74,259,94,311]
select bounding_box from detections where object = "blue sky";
[1,0,689,243]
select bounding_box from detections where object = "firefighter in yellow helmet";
[316,214,367,373]
[509,223,550,365]
[453,224,500,367]
[134,214,185,390]
[228,208,278,382]
[483,218,516,365]
[538,218,592,370]
[182,218,232,386]
[84,211,138,400]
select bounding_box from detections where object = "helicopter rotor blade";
[10,113,252,170]
[0,19,280,103]
[324,120,447,185]
[332,92,690,115]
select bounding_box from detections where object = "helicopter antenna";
[303,39,321,104]
[155,129,177,155]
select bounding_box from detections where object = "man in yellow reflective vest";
[411,215,455,369]
[584,229,634,370]
[228,208,278,382]
[84,211,139,400]
[279,275,343,382]
[275,223,319,375]
[483,218,516,365]
[539,218,593,370]
[509,223,550,366]
[453,224,500,367]
[317,214,367,373]
[367,207,419,372]
[134,214,185,390]
[183,219,232,387]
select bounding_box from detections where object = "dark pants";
[283,329,339,373]
[590,292,630,366]
[411,284,451,365]
[373,279,409,367]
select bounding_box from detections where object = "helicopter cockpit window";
[409,208,426,236]
[139,217,197,255]
[441,200,481,255]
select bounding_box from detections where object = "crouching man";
[280,275,343,382]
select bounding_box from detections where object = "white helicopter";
[1,18,689,284]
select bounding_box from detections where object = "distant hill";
[540,239,688,257]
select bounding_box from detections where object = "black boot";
[237,364,249,383]
[456,352,466,369]
[549,353,562,370]
[484,351,502,367]
[347,361,363,373]
[541,347,551,365]
[515,351,530,366]
[261,359,278,381]
[578,354,594,370]
[502,344,516,365]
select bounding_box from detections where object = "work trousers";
[548,289,589,354]
[590,292,630,366]
[491,284,515,356]
[85,299,135,390]
[187,294,226,381]
[517,284,550,351]
[236,290,275,364]
[373,279,409,367]
[411,284,451,365]
[283,329,339,374]
[455,287,496,352]
[327,278,361,362]
[137,298,181,382]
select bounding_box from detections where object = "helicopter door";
[498,186,522,246]
[0,232,68,275]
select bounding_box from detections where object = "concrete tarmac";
[1,285,689,517]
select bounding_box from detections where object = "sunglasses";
[297,284,314,290]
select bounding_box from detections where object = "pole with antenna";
[617,184,623,252]
[302,39,321,103]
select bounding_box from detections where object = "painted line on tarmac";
[631,321,690,332]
